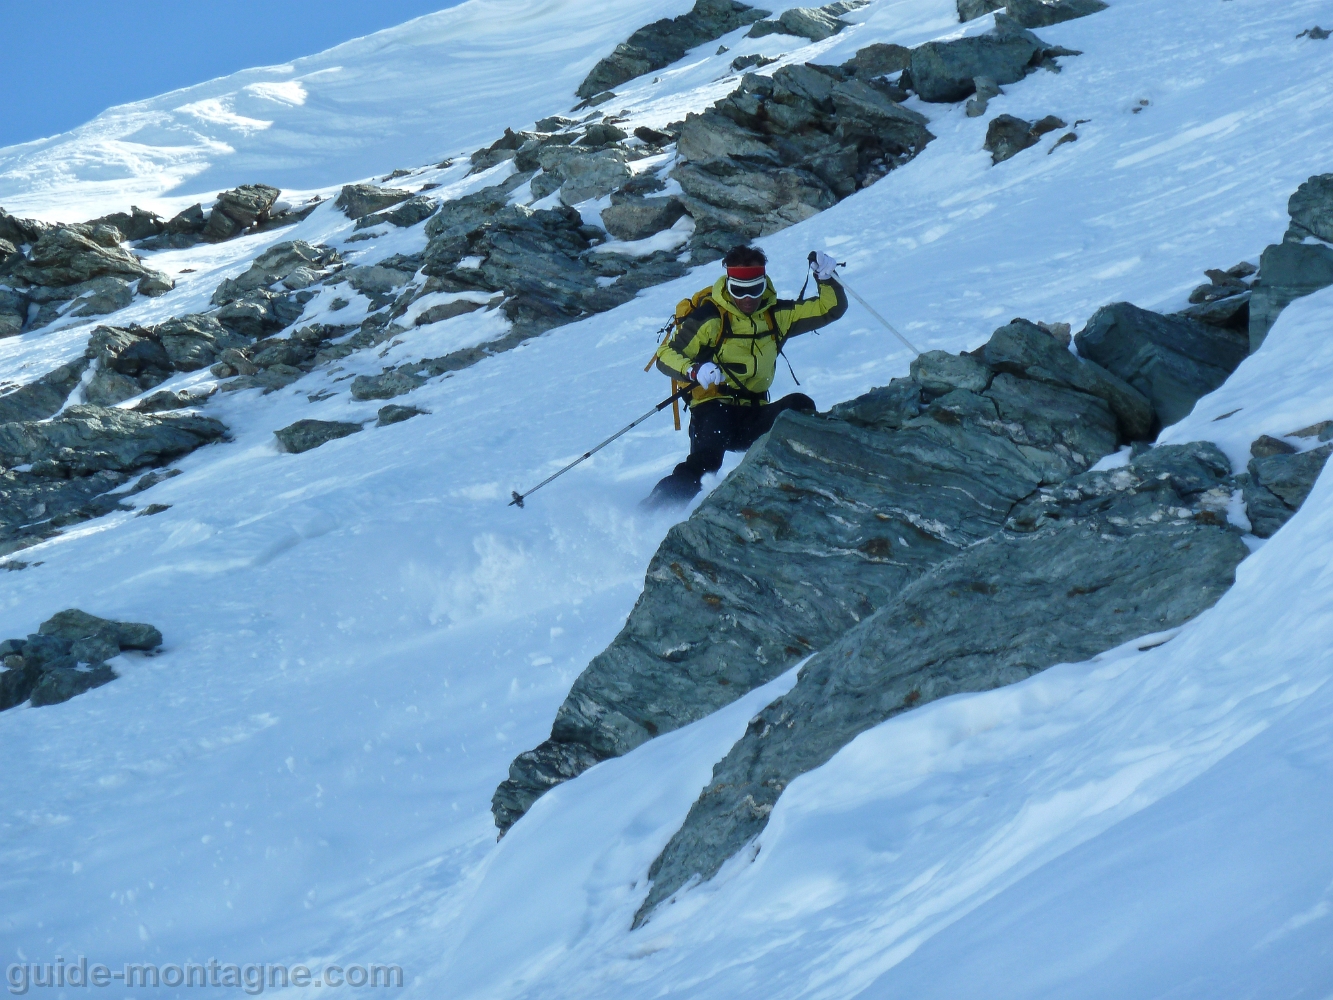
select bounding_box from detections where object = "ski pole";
[808,252,921,356]
[509,383,696,508]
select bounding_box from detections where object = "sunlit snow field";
[1,0,1332,996]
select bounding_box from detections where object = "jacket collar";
[711,275,777,322]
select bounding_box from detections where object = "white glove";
[811,251,839,281]
[690,362,724,387]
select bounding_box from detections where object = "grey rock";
[1250,433,1297,459]
[1178,290,1250,331]
[350,370,427,402]
[335,184,412,219]
[0,468,130,558]
[493,320,1140,832]
[154,314,245,371]
[215,290,304,339]
[88,206,164,242]
[774,7,847,41]
[1243,443,1333,537]
[212,241,340,305]
[985,318,1153,439]
[1249,238,1333,352]
[376,404,427,427]
[414,298,486,326]
[578,122,629,147]
[84,367,151,407]
[910,14,1050,103]
[842,42,911,77]
[0,359,89,423]
[274,418,363,454]
[638,443,1247,923]
[731,52,780,72]
[342,264,415,297]
[10,226,165,289]
[0,404,227,475]
[911,350,992,394]
[577,0,771,99]
[1075,302,1248,430]
[0,286,25,338]
[0,207,49,247]
[354,195,439,230]
[1004,0,1107,28]
[602,195,687,241]
[558,150,633,206]
[28,665,117,707]
[984,113,1065,162]
[39,608,162,650]
[204,184,281,241]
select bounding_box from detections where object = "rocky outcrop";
[1074,302,1248,431]
[1176,261,1254,331]
[0,405,225,476]
[0,359,89,422]
[0,222,173,331]
[0,609,161,711]
[88,206,166,242]
[1240,440,1333,538]
[274,419,363,454]
[576,0,770,100]
[957,0,1106,25]
[353,195,439,230]
[1250,173,1333,351]
[984,113,1065,162]
[908,14,1078,103]
[203,184,280,241]
[671,64,933,253]
[335,183,412,219]
[212,324,351,395]
[493,319,1152,833]
[210,240,337,339]
[83,315,248,406]
[637,440,1249,923]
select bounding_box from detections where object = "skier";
[644,245,847,508]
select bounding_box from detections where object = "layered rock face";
[671,63,934,251]
[0,609,161,711]
[493,298,1257,835]
[493,320,1155,832]
[636,439,1253,923]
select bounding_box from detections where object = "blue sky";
[0,0,465,148]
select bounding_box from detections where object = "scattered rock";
[1241,441,1333,537]
[376,404,427,427]
[274,419,363,454]
[203,184,281,241]
[731,53,780,72]
[841,42,911,77]
[88,206,165,243]
[1075,302,1249,430]
[0,609,161,711]
[910,14,1074,103]
[577,0,771,99]
[335,184,412,219]
[748,6,849,41]
[984,113,1066,162]
[636,440,1246,922]
[494,318,1146,832]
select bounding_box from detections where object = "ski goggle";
[726,276,767,300]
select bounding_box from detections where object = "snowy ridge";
[0,0,1332,996]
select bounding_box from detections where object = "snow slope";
[2,0,1333,995]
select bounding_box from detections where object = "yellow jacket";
[654,275,848,406]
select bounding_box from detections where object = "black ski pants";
[654,393,816,500]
